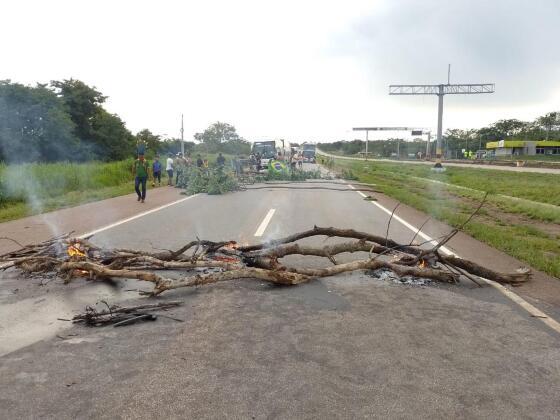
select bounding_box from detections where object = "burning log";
[0,222,532,297]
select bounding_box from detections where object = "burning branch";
[1,221,531,298]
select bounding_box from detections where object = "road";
[318,149,560,174]
[1,165,560,418]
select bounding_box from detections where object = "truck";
[251,140,291,169]
[302,143,316,163]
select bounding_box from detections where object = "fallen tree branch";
[2,223,531,299]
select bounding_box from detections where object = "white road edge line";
[77,195,199,239]
[0,195,200,270]
[348,184,560,334]
[254,209,276,237]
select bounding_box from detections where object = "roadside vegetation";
[319,111,560,159]
[0,160,139,222]
[322,155,560,278]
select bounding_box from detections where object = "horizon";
[2,0,559,143]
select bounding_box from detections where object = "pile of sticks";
[0,225,531,296]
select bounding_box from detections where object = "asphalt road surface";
[1,165,560,419]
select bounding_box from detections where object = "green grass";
[492,154,560,162]
[0,160,158,222]
[336,159,560,205]
[322,155,560,278]
[0,155,235,222]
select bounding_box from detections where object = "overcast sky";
[2,0,559,142]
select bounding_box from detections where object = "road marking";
[348,184,560,334]
[77,195,199,239]
[0,195,200,270]
[349,186,453,254]
[254,209,276,237]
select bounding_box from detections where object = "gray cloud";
[330,0,560,105]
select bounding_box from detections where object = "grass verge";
[324,155,560,278]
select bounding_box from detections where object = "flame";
[223,242,238,250]
[67,244,86,258]
[418,259,427,269]
[76,269,89,276]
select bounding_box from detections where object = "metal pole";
[435,85,444,166]
[397,138,400,159]
[426,132,430,159]
[180,114,185,155]
[365,130,369,160]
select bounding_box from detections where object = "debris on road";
[1,222,531,299]
[369,268,432,287]
[71,301,183,327]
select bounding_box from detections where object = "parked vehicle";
[251,140,291,169]
[302,143,316,163]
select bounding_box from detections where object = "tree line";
[319,112,560,157]
[0,79,250,164]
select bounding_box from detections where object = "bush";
[341,168,358,180]
[183,166,239,195]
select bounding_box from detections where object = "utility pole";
[365,130,369,160]
[389,67,494,169]
[180,114,185,156]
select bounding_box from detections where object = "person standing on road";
[152,155,162,186]
[166,153,174,186]
[175,153,185,187]
[217,153,226,166]
[133,155,150,203]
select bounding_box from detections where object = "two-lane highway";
[1,170,560,418]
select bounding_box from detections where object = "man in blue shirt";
[152,155,162,186]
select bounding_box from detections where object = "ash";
[367,268,433,287]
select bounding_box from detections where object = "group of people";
[249,151,305,172]
[132,152,227,203]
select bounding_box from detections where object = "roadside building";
[486,140,560,157]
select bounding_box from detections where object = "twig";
[409,217,431,246]
[0,237,25,248]
[385,203,400,247]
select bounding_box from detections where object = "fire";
[67,244,86,258]
[223,242,238,250]
[418,259,427,269]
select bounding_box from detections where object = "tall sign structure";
[353,127,429,159]
[389,76,494,167]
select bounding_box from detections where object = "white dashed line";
[254,209,276,237]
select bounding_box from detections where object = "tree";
[194,122,249,154]
[537,112,560,140]
[91,109,135,161]
[136,129,161,156]
[51,79,133,160]
[491,119,528,139]
[50,79,106,142]
[0,80,79,163]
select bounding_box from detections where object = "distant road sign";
[411,130,423,136]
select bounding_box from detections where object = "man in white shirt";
[166,153,174,186]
